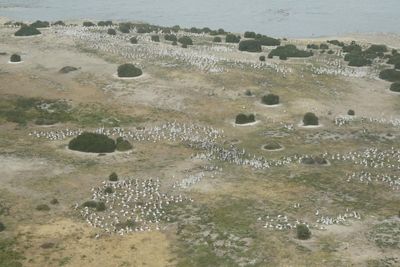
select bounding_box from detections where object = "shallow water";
[0,0,399,37]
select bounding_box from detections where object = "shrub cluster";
[307,44,319,49]
[116,137,133,151]
[117,64,143,78]
[235,113,255,124]
[379,69,400,82]
[151,35,160,42]
[256,35,280,46]
[213,36,222,43]
[244,31,256,38]
[320,43,329,50]
[268,45,313,60]
[68,132,116,153]
[130,37,138,44]
[263,142,282,150]
[259,55,265,61]
[327,40,344,47]
[14,25,41,36]
[297,224,311,240]
[178,36,193,45]
[52,20,65,26]
[10,54,21,62]
[388,54,400,69]
[262,94,279,105]
[107,28,116,35]
[119,23,131,33]
[83,21,96,27]
[165,34,177,42]
[390,83,400,92]
[303,112,319,126]
[30,20,49,28]
[238,40,262,52]
[98,20,113,26]
[348,109,355,116]
[225,34,241,43]
[82,200,106,211]
[36,204,50,211]
[109,172,118,181]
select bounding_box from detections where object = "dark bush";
[130,37,138,44]
[50,198,59,205]
[347,109,355,116]
[244,90,252,96]
[136,24,152,33]
[345,52,372,67]
[259,55,266,61]
[36,204,50,211]
[268,45,313,59]
[301,157,315,165]
[98,20,113,26]
[388,54,400,67]
[162,28,171,34]
[342,42,362,53]
[165,34,177,42]
[263,142,282,150]
[262,94,279,105]
[327,40,344,47]
[83,21,96,27]
[320,43,329,50]
[327,50,334,55]
[303,112,319,126]
[178,36,193,45]
[202,27,212,33]
[96,202,106,212]
[10,54,21,62]
[244,31,256,38]
[59,66,78,74]
[390,83,400,92]
[365,44,387,54]
[30,20,49,28]
[235,113,255,124]
[151,35,160,42]
[379,69,400,82]
[171,25,180,33]
[256,35,280,46]
[297,224,311,240]
[213,36,222,43]
[109,172,118,181]
[307,44,319,49]
[209,30,218,36]
[68,132,116,153]
[119,23,131,33]
[52,20,65,26]
[107,28,116,35]
[117,64,143,78]
[82,201,106,211]
[0,222,5,232]
[14,25,41,36]
[116,137,133,151]
[104,187,113,194]
[238,40,262,52]
[225,34,241,43]
[218,28,226,35]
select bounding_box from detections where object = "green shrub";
[218,28,226,35]
[178,36,193,45]
[83,21,95,27]
[225,34,241,43]
[366,44,387,53]
[117,64,143,78]
[96,202,106,212]
[303,112,319,126]
[342,42,362,53]
[116,137,133,151]
[151,35,160,42]
[244,90,252,96]
[68,132,116,153]
[268,45,313,59]
[348,109,355,116]
[238,40,262,52]
[256,35,280,46]
[36,204,50,211]
[263,142,282,150]
[171,25,180,33]
[262,94,279,105]
[10,54,21,62]
[307,44,319,49]
[259,55,266,61]
[104,187,113,194]
[136,24,152,33]
[130,37,138,44]
[327,40,344,47]
[388,54,400,67]
[107,28,116,35]
[82,201,106,211]
[162,28,171,34]
[297,224,311,240]
[390,83,400,92]
[14,25,41,36]
[165,34,177,42]
[0,222,5,232]
[379,69,400,82]
[213,36,222,43]
[50,198,59,205]
[345,52,372,67]
[244,31,256,38]
[0,238,24,267]
[235,113,255,124]
[327,50,334,54]
[320,43,329,49]
[202,27,212,33]
[119,23,131,33]
[109,172,118,181]
[98,20,113,26]
[30,20,49,28]
[52,20,65,26]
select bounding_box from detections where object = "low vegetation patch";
[36,204,50,211]
[235,113,255,124]
[10,54,21,63]
[268,45,313,60]
[238,40,262,52]
[116,137,133,151]
[379,69,400,82]
[14,25,41,36]
[107,28,116,35]
[297,224,311,240]
[303,112,319,126]
[109,172,118,181]
[178,36,193,46]
[261,94,279,105]
[117,64,142,78]
[68,132,116,153]
[30,20,49,28]
[225,34,241,43]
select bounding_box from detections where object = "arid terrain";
[0,20,399,267]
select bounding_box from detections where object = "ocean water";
[0,0,399,38]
